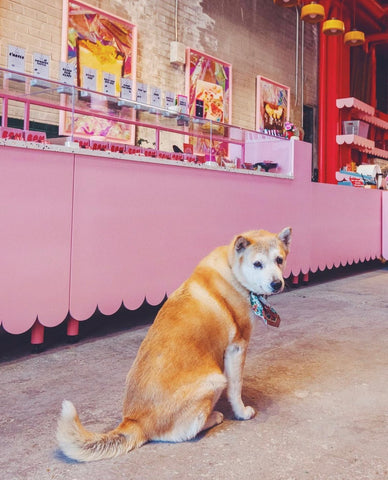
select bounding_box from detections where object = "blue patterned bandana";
[249,292,281,328]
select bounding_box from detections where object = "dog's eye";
[276,257,284,265]
[253,261,263,269]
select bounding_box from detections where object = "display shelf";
[336,97,388,161]
[357,113,388,130]
[371,147,388,160]
[336,134,374,149]
[336,97,375,115]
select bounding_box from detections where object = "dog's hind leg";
[153,372,226,442]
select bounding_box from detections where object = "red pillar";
[318,0,351,184]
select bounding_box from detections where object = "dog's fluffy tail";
[56,400,147,462]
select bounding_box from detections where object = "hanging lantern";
[301,2,325,23]
[344,29,365,46]
[273,0,299,7]
[322,18,345,36]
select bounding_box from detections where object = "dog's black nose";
[271,280,283,292]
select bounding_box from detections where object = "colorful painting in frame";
[60,0,137,141]
[256,76,289,133]
[186,48,232,162]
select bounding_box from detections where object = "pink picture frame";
[256,76,290,133]
[60,0,137,142]
[185,48,232,162]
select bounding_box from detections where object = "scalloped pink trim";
[336,134,375,149]
[336,97,375,115]
[357,113,388,129]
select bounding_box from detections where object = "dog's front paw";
[236,405,256,420]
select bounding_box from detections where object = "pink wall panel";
[69,154,300,320]
[69,141,382,322]
[0,141,384,333]
[309,184,382,270]
[0,146,74,334]
[383,192,388,261]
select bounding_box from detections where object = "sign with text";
[136,83,148,104]
[33,53,50,79]
[82,67,97,91]
[60,61,76,85]
[7,45,25,76]
[121,77,133,100]
[151,86,161,108]
[103,72,116,96]
[165,91,176,109]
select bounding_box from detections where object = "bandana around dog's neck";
[249,292,281,328]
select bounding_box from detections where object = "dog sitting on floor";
[57,227,291,462]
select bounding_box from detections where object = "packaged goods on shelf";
[343,120,369,138]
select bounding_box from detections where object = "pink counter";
[0,140,385,336]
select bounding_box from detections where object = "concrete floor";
[1,265,387,480]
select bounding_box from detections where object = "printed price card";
[151,87,161,108]
[165,92,176,109]
[103,72,116,96]
[136,83,148,104]
[82,67,97,91]
[8,45,25,72]
[120,78,133,99]
[60,62,75,85]
[177,94,188,114]
[33,53,50,79]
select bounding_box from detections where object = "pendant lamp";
[301,2,325,23]
[273,0,299,7]
[344,1,365,46]
[322,18,345,36]
[344,29,365,46]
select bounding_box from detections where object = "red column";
[318,19,328,183]
[318,0,351,184]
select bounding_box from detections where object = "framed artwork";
[60,0,137,141]
[256,76,290,133]
[185,48,232,161]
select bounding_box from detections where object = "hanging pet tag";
[249,292,281,328]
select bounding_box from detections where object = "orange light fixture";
[322,18,345,36]
[301,2,325,23]
[344,29,365,46]
[273,0,299,7]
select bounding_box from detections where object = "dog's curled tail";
[56,400,147,462]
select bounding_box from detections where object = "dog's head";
[228,227,291,296]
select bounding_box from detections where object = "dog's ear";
[278,227,292,249]
[234,235,251,253]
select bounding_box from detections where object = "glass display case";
[0,67,294,178]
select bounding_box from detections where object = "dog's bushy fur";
[57,227,291,461]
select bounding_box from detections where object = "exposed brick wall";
[0,0,318,134]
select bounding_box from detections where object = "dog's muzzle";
[270,280,283,293]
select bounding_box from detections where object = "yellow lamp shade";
[273,0,299,7]
[301,2,325,23]
[322,18,345,36]
[344,30,365,46]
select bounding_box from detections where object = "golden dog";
[57,227,291,461]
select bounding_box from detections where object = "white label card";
[120,78,133,99]
[136,83,148,104]
[60,62,75,85]
[8,45,25,72]
[165,92,176,108]
[151,87,161,108]
[103,72,116,96]
[33,53,50,79]
[82,67,97,91]
[177,95,188,114]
